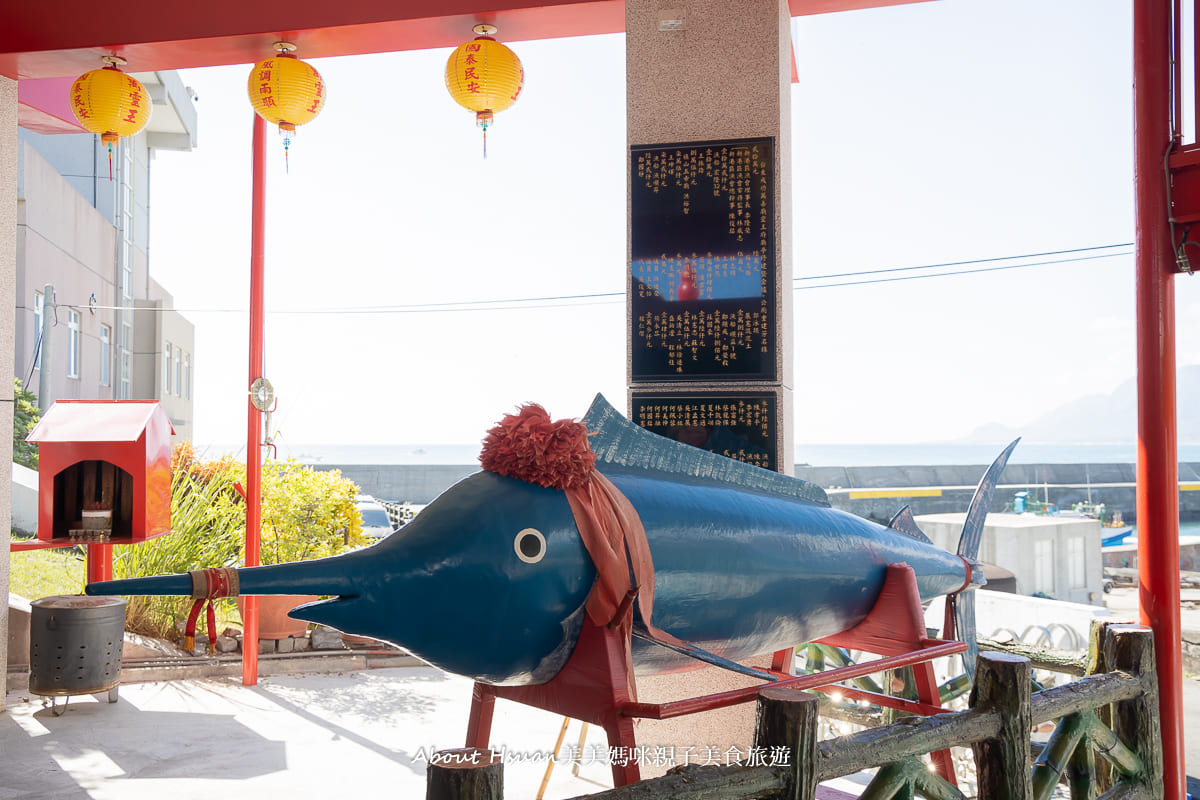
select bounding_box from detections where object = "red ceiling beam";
[0,0,931,80]
[0,1,624,80]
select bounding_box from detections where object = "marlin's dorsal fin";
[887,504,933,544]
[582,394,829,507]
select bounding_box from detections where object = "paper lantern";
[70,56,151,178]
[248,42,325,168]
[445,24,524,155]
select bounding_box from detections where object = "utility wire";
[798,250,1132,291]
[792,242,1133,282]
[65,243,1134,316]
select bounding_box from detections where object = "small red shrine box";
[26,400,174,545]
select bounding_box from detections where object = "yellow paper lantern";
[247,43,326,133]
[70,56,151,146]
[445,25,524,154]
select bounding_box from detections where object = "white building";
[14,70,198,440]
[917,512,1106,605]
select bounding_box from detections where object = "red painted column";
[85,544,112,584]
[1132,2,1183,796]
[242,114,267,686]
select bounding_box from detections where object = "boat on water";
[1004,492,1133,546]
[1070,501,1133,546]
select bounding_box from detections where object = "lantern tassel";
[283,134,291,174]
[483,127,487,159]
[107,141,114,181]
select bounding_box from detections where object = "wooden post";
[1066,732,1096,800]
[1087,618,1116,793]
[1104,625,1163,798]
[969,652,1032,799]
[754,687,818,800]
[427,748,503,800]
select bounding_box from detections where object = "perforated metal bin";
[29,595,126,710]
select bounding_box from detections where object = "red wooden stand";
[773,562,959,783]
[466,612,642,786]
[466,563,964,788]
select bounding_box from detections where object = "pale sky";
[147,0,1200,449]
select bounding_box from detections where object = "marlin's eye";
[514,528,547,564]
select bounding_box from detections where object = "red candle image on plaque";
[677,261,699,301]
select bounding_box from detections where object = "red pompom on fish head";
[479,403,597,490]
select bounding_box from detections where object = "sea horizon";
[196,440,1200,468]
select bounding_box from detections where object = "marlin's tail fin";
[953,439,1019,681]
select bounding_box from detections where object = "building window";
[120,322,133,399]
[1034,538,1054,596]
[120,350,132,399]
[163,342,172,395]
[174,348,181,396]
[182,353,191,400]
[32,291,44,369]
[99,325,111,387]
[1068,536,1086,589]
[67,309,80,379]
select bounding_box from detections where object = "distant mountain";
[963,364,1200,444]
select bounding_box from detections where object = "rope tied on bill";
[184,568,240,655]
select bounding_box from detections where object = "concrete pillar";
[626,0,794,469]
[0,75,16,712]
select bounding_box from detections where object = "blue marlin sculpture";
[86,394,1016,686]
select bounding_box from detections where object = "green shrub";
[114,443,366,639]
[13,378,39,469]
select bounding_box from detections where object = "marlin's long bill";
[85,550,365,600]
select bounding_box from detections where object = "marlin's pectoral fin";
[287,595,360,630]
[631,623,776,681]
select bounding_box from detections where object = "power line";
[792,242,1133,283]
[798,250,1133,291]
[65,243,1134,316]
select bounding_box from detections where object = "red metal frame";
[1134,2,1185,798]
[466,564,962,788]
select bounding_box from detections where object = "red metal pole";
[1194,0,1200,144]
[1133,2,1184,797]
[1172,0,1181,140]
[85,544,112,584]
[243,114,267,687]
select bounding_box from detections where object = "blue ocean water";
[206,441,1200,467]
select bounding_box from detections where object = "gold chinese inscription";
[633,396,775,470]
[630,139,774,380]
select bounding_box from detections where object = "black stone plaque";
[630,138,775,382]
[631,393,777,471]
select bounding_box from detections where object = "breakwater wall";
[312,461,1200,523]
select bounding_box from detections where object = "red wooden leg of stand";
[462,611,643,786]
[817,563,957,786]
[602,712,641,786]
[912,661,955,782]
[770,647,792,673]
[466,682,496,748]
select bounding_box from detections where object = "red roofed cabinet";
[16,400,175,583]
